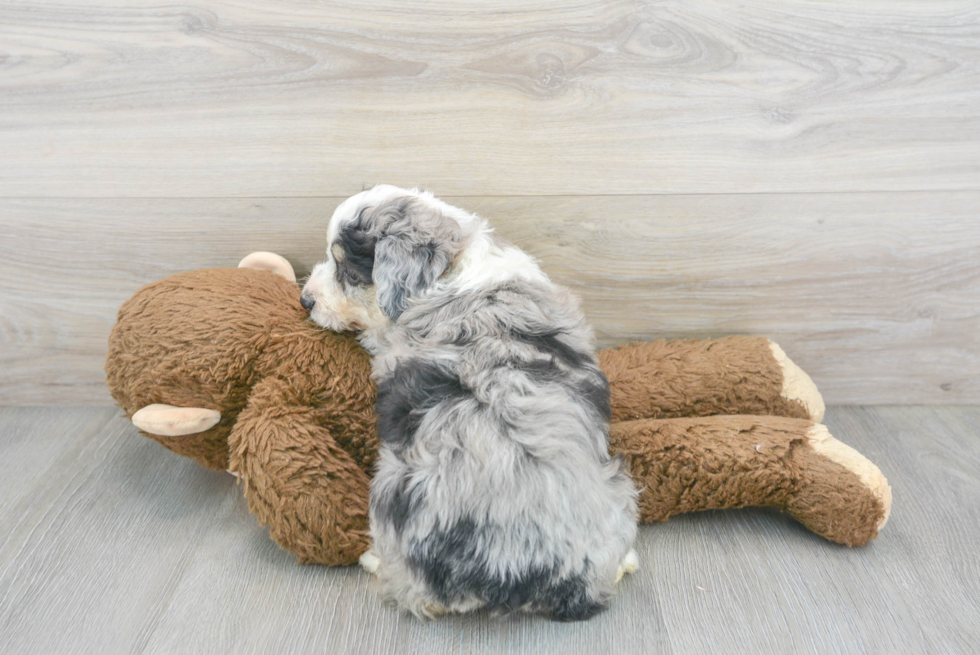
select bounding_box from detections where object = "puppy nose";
[300,294,315,312]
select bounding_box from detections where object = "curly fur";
[302,186,638,620]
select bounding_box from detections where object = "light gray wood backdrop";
[1,0,978,405]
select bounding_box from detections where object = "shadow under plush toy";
[105,252,891,566]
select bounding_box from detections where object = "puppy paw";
[131,404,221,436]
[615,548,639,583]
[359,549,381,575]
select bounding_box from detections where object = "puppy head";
[302,185,476,331]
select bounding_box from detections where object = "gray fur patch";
[368,276,637,619]
[336,196,469,319]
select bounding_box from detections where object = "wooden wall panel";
[2,1,977,404]
[1,193,977,405]
[0,0,978,197]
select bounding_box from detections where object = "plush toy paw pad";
[131,404,221,437]
[806,424,892,530]
[769,341,826,422]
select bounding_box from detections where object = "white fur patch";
[359,549,381,575]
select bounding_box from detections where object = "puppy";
[301,185,638,621]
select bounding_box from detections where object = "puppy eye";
[331,242,346,262]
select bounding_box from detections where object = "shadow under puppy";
[301,185,638,620]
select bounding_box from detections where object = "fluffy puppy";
[301,185,638,621]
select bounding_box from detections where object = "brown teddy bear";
[105,253,891,567]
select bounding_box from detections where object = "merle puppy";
[301,185,638,620]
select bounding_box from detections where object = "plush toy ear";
[238,251,297,283]
[371,200,465,320]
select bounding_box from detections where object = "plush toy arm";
[599,336,825,423]
[228,377,370,566]
[609,415,891,546]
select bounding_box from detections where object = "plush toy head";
[106,254,381,565]
[106,258,377,473]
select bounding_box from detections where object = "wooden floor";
[1,405,977,654]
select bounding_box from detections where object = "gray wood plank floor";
[1,406,977,654]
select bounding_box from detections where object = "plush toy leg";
[609,415,891,546]
[599,336,824,423]
[228,377,371,566]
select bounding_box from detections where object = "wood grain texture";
[0,407,242,653]
[1,0,978,197]
[2,193,977,405]
[1,406,978,654]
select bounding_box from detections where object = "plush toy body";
[106,255,891,566]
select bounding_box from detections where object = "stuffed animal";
[105,253,891,566]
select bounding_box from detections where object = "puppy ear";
[371,199,465,320]
[374,238,449,319]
